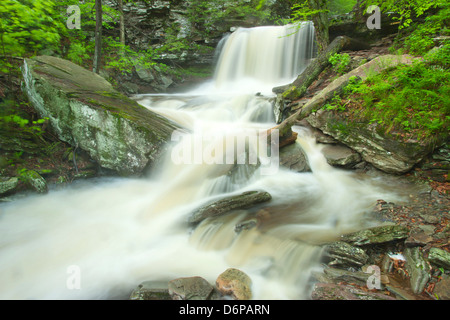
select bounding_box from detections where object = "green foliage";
[401,2,450,55]
[187,0,269,37]
[102,36,158,75]
[327,0,357,15]
[0,113,49,136]
[290,0,329,22]
[362,0,446,30]
[335,52,450,139]
[328,52,351,74]
[0,0,64,56]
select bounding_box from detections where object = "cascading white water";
[0,23,405,300]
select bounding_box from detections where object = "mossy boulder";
[21,55,181,176]
[307,110,439,174]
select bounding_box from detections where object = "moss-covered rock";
[22,56,181,176]
[188,190,272,224]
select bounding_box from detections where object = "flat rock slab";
[340,225,410,246]
[22,55,181,176]
[188,191,272,224]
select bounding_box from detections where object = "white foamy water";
[0,23,404,300]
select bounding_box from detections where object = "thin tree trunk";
[308,0,329,53]
[93,0,102,74]
[118,0,125,50]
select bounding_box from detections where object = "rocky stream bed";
[0,40,449,300]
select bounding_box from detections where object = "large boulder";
[22,56,181,176]
[307,109,439,174]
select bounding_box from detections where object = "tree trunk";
[308,0,329,54]
[93,0,102,74]
[118,0,125,49]
[271,54,418,147]
[273,35,370,100]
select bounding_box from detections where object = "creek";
[0,23,406,299]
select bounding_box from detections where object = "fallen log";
[271,54,419,147]
[273,36,370,101]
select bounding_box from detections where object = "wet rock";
[306,104,442,174]
[311,282,396,300]
[428,248,450,270]
[405,227,433,247]
[130,281,171,300]
[21,170,48,194]
[279,142,310,173]
[323,241,369,268]
[320,144,362,168]
[0,177,19,196]
[168,276,214,300]
[188,191,272,224]
[216,268,252,300]
[340,225,410,246]
[404,247,431,294]
[434,275,450,300]
[235,218,259,233]
[322,267,374,287]
[22,55,181,176]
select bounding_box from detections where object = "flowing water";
[0,23,407,300]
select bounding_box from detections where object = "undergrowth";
[324,44,450,141]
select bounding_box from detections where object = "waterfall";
[213,22,316,92]
[0,24,404,300]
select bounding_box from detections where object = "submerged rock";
[22,55,181,176]
[188,191,272,224]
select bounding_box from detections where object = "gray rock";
[279,142,310,173]
[21,170,48,194]
[311,282,396,300]
[22,55,181,176]
[404,247,431,294]
[323,241,369,267]
[168,276,214,300]
[130,281,171,300]
[307,107,442,174]
[0,177,19,195]
[428,247,450,270]
[322,267,376,287]
[320,144,362,168]
[340,225,410,246]
[434,275,450,300]
[188,191,272,224]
